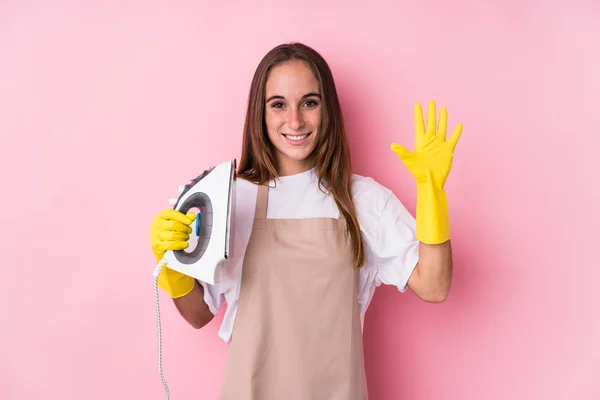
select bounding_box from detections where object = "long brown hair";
[237,42,366,269]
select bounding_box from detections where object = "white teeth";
[285,134,308,141]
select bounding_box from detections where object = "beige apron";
[218,184,368,400]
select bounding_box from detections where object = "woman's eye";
[271,102,285,109]
[304,100,318,107]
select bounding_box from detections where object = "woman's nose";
[288,109,304,130]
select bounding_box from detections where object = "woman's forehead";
[266,60,320,97]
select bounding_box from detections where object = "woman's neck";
[276,157,315,177]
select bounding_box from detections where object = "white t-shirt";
[198,167,420,344]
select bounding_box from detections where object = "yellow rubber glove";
[150,209,197,298]
[391,100,462,244]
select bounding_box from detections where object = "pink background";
[1,1,598,399]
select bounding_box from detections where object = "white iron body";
[162,159,236,285]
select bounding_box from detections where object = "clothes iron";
[161,158,237,285]
[152,159,237,400]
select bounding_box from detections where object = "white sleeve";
[196,258,240,315]
[373,193,420,292]
[197,280,224,315]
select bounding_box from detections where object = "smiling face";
[264,59,322,176]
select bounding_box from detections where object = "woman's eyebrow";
[265,92,322,103]
[302,92,321,99]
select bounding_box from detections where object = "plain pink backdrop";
[1,1,599,399]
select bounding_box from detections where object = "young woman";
[150,42,462,399]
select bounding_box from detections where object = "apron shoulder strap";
[254,184,269,220]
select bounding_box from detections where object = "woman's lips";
[282,132,312,146]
